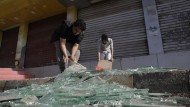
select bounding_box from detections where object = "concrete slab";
[90,60,98,70]
[0,77,55,92]
[112,58,122,70]
[25,65,60,78]
[0,81,5,92]
[43,65,60,77]
[158,51,190,69]
[121,55,158,69]
[78,61,91,69]
[133,70,190,93]
[25,67,44,78]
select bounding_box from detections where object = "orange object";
[97,60,112,71]
[96,66,104,71]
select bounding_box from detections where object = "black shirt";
[51,21,84,44]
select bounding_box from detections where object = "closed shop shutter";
[156,0,190,53]
[0,27,19,67]
[78,0,148,61]
[25,14,66,68]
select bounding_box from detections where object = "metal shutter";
[79,0,148,61]
[0,27,19,67]
[25,14,66,68]
[156,0,190,53]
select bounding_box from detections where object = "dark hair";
[101,34,108,44]
[73,19,86,31]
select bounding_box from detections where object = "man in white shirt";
[98,34,113,62]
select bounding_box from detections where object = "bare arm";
[110,39,114,61]
[71,43,79,62]
[60,38,68,64]
[97,40,101,61]
[110,48,113,61]
[98,52,101,61]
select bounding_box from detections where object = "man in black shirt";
[51,19,86,72]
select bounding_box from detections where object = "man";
[51,19,86,72]
[98,34,113,62]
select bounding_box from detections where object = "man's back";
[51,21,70,43]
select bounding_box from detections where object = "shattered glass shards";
[0,64,189,107]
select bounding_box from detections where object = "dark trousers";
[54,41,80,72]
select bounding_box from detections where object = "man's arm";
[110,39,114,61]
[71,43,79,62]
[97,40,101,61]
[98,52,101,61]
[60,38,69,64]
[110,48,113,61]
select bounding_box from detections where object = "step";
[0,71,26,75]
[0,68,25,72]
[0,75,32,80]
[0,68,27,75]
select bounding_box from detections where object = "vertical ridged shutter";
[79,0,148,61]
[25,14,66,68]
[0,27,19,67]
[156,0,190,53]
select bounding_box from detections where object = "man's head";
[101,34,108,44]
[72,19,86,36]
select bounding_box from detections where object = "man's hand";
[71,55,77,62]
[64,56,69,64]
[110,57,114,62]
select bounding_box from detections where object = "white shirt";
[98,38,113,53]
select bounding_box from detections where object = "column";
[0,30,2,48]
[142,0,164,54]
[67,6,77,22]
[15,23,28,68]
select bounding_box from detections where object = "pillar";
[0,30,2,48]
[15,23,28,68]
[67,6,77,22]
[142,0,164,54]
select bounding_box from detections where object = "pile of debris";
[0,64,189,107]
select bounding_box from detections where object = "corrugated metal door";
[25,14,66,68]
[156,0,190,53]
[78,0,148,61]
[0,27,19,67]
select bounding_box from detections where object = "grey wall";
[25,65,60,78]
[26,50,190,78]
[142,0,164,54]
[79,51,190,70]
